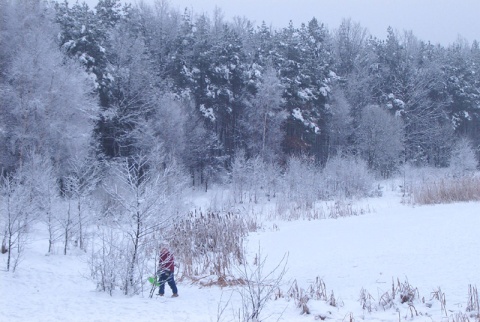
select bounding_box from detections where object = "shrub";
[449,137,478,177]
[235,248,288,321]
[230,152,282,204]
[282,156,321,209]
[322,155,375,198]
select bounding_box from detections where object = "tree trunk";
[127,210,141,295]
[78,200,84,251]
[64,202,71,255]
[6,228,12,271]
[48,212,53,254]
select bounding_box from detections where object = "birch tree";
[0,170,35,271]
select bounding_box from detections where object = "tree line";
[1,0,479,183]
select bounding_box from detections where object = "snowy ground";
[1,187,479,322]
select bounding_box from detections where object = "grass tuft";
[413,176,480,205]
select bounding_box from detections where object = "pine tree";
[276,19,334,162]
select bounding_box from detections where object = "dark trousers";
[158,270,177,295]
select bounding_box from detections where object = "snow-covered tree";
[0,169,35,271]
[322,154,374,198]
[276,19,334,162]
[449,137,478,177]
[356,105,404,177]
[281,156,320,209]
[100,154,188,295]
[334,18,368,76]
[182,101,225,190]
[136,0,181,78]
[442,39,480,160]
[1,0,98,175]
[365,29,453,167]
[54,0,117,106]
[63,155,102,252]
[327,87,354,156]
[207,24,251,161]
[143,94,189,162]
[241,67,286,163]
[24,153,61,254]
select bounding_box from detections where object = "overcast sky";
[84,0,479,45]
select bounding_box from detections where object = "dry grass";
[466,284,479,319]
[272,199,373,221]
[445,285,479,322]
[379,278,419,311]
[287,279,309,312]
[328,200,372,218]
[448,312,473,322]
[172,211,257,280]
[308,276,328,301]
[413,176,480,205]
[265,276,477,320]
[287,277,344,316]
[431,287,448,317]
[359,288,376,313]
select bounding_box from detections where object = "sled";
[148,276,160,298]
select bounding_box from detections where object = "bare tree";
[63,155,101,252]
[101,153,187,295]
[88,226,128,296]
[26,154,62,254]
[231,152,279,204]
[236,247,288,322]
[334,18,369,76]
[0,168,35,271]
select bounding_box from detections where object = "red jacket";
[159,248,175,272]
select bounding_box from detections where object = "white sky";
[84,0,479,45]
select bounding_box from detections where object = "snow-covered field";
[1,187,479,322]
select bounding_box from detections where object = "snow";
[62,40,76,51]
[328,71,337,79]
[319,85,330,97]
[1,188,479,322]
[292,108,304,122]
[393,99,405,109]
[297,88,316,101]
[200,104,216,121]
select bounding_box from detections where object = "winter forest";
[1,0,480,321]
